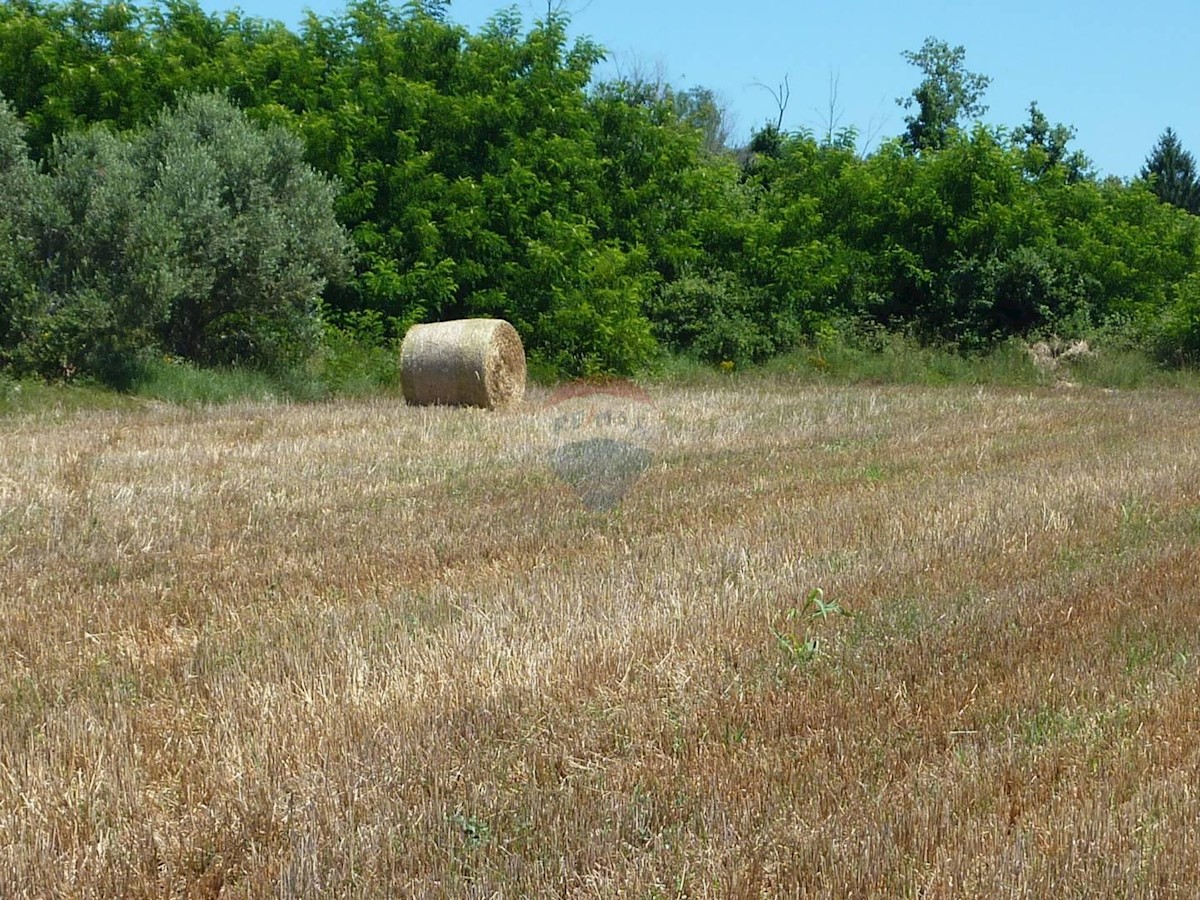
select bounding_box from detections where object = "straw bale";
[400,318,526,409]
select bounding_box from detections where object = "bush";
[0,97,44,363]
[318,308,400,395]
[10,127,176,382]
[3,91,352,383]
[648,269,775,366]
[1154,274,1200,366]
[940,245,1093,348]
[143,92,352,370]
[527,245,658,378]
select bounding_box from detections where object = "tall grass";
[125,334,402,406]
[766,333,1049,386]
[0,372,137,417]
[6,327,1199,414]
[658,331,1200,391]
[130,358,289,405]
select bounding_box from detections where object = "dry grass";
[2,382,1200,897]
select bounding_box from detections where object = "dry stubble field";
[2,379,1200,897]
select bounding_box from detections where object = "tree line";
[1,0,1198,383]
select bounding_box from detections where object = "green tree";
[276,2,664,375]
[143,92,351,369]
[842,128,1095,344]
[737,130,854,342]
[0,96,44,360]
[670,85,734,155]
[17,125,178,382]
[647,269,773,365]
[0,0,309,159]
[0,1,730,375]
[1011,101,1091,182]
[9,0,1200,374]
[8,91,350,381]
[1140,127,1200,215]
[897,37,990,153]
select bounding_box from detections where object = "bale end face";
[400,318,526,410]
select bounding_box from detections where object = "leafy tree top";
[897,37,990,153]
[1011,101,1091,183]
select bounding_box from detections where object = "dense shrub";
[1155,274,1200,365]
[648,270,775,365]
[142,92,351,369]
[12,127,177,382]
[0,98,43,364]
[1,90,350,382]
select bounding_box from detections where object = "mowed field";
[3,380,1200,897]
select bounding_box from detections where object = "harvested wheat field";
[3,381,1200,897]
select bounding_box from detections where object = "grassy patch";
[657,333,1200,391]
[129,358,288,405]
[769,334,1049,386]
[0,373,138,417]
[4,332,1200,416]
[1064,346,1200,389]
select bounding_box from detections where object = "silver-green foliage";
[7,90,351,381]
[0,98,43,361]
[23,127,177,381]
[141,92,351,369]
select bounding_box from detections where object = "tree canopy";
[1,0,1199,382]
[897,37,991,153]
[1141,127,1200,215]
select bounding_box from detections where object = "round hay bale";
[400,318,526,410]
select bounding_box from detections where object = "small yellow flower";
[719,360,735,373]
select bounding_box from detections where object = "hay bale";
[400,318,526,410]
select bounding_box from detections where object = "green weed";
[772,588,851,668]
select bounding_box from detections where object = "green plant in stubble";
[772,588,851,667]
[450,810,492,849]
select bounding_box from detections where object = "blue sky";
[209,0,1198,178]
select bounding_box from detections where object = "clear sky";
[207,0,1198,179]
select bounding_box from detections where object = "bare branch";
[813,70,845,146]
[752,74,790,131]
[539,0,593,18]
